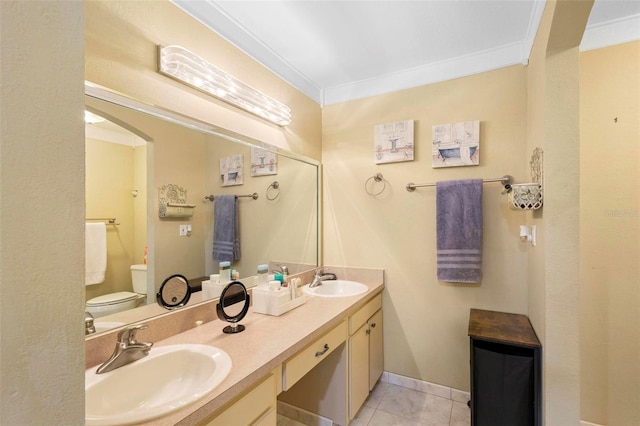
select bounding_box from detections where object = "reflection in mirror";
[156,274,191,309]
[216,282,250,334]
[84,85,319,337]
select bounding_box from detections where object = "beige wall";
[322,64,530,391]
[134,144,148,265]
[580,40,640,426]
[85,96,208,295]
[85,0,322,161]
[151,121,208,286]
[0,2,85,424]
[85,138,142,300]
[526,1,593,423]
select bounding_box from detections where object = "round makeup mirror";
[156,274,191,310]
[216,281,250,334]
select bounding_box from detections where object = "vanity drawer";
[283,320,347,391]
[349,293,382,335]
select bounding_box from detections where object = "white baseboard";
[277,401,332,426]
[381,371,470,403]
[384,372,605,426]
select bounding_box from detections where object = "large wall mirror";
[84,84,319,336]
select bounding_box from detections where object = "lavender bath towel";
[212,195,240,262]
[436,179,483,283]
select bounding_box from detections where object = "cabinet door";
[368,309,384,390]
[349,324,369,420]
[253,407,277,426]
[204,373,276,426]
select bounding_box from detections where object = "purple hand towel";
[436,179,483,283]
[212,195,241,262]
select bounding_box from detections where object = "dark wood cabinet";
[468,309,541,426]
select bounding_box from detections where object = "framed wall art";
[220,154,244,186]
[374,119,414,164]
[250,147,277,176]
[432,120,480,168]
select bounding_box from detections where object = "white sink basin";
[302,280,369,298]
[85,344,232,425]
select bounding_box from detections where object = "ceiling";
[172,0,640,106]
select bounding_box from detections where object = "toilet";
[86,264,147,318]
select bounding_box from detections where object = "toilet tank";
[130,264,147,294]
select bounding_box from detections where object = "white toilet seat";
[87,291,140,307]
[86,291,144,318]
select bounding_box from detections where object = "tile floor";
[277,380,471,426]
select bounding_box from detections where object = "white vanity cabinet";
[276,292,385,426]
[202,368,280,426]
[348,293,383,420]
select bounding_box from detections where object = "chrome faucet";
[309,268,337,288]
[96,324,153,374]
[85,311,96,336]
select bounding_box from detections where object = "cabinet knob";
[366,329,371,335]
[370,323,376,328]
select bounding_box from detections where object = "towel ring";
[266,181,280,201]
[365,173,386,197]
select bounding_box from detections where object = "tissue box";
[252,286,305,316]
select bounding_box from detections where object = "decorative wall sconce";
[157,45,292,126]
[507,148,544,211]
[158,184,196,218]
[520,225,537,246]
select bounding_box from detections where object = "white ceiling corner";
[580,12,640,51]
[172,0,323,103]
[172,0,640,107]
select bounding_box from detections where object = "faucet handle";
[117,323,148,345]
[85,311,96,336]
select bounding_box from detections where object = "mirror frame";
[156,274,191,310]
[216,281,250,334]
[84,81,322,335]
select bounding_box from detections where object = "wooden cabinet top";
[468,308,541,348]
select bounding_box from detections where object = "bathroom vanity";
[85,267,384,425]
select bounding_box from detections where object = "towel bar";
[406,175,512,192]
[86,218,120,225]
[204,193,259,201]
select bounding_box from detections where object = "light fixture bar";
[157,45,291,126]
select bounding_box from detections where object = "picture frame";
[374,119,414,164]
[432,120,480,168]
[220,154,244,186]
[250,147,277,176]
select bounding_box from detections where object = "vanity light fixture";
[157,45,292,126]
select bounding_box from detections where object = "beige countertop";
[86,266,384,426]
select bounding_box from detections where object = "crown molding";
[581,14,640,51]
[171,0,323,104]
